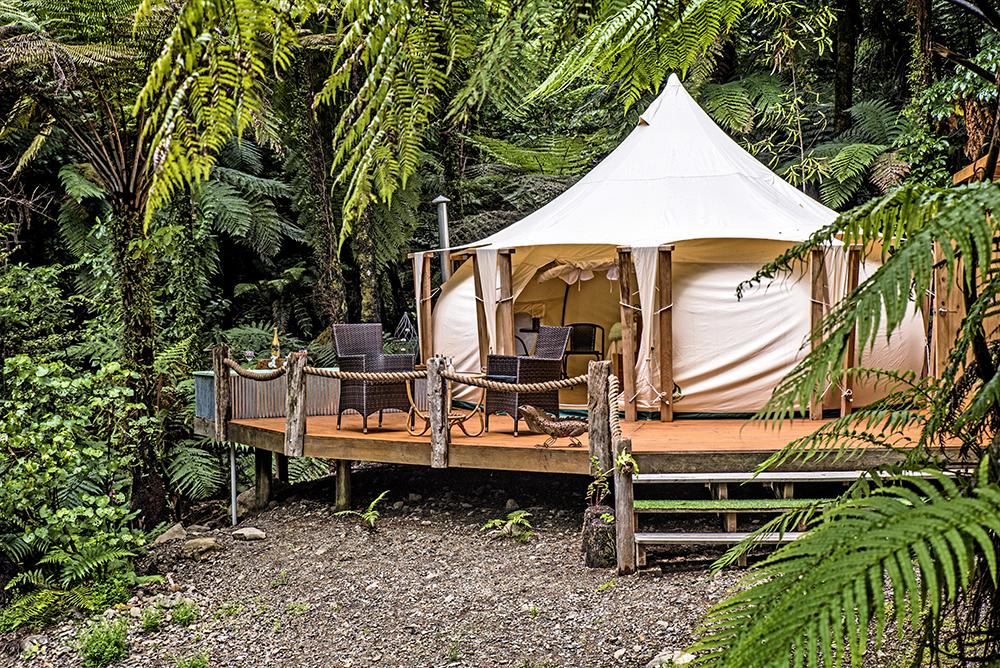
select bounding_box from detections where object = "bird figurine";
[518,406,588,448]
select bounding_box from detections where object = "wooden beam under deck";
[195,414,955,476]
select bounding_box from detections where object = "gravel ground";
[0,465,908,668]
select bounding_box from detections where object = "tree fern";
[166,442,229,501]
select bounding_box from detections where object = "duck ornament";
[518,406,588,448]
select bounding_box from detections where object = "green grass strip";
[634,498,824,511]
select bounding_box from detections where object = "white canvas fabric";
[431,74,926,412]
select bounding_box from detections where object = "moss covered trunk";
[354,209,381,324]
[111,208,168,530]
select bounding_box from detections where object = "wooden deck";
[194,413,934,475]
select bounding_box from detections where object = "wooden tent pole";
[657,245,674,422]
[617,247,638,422]
[471,253,490,371]
[841,248,861,417]
[809,249,826,420]
[497,249,516,356]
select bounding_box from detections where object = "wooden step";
[633,471,864,484]
[634,531,804,546]
[634,498,819,513]
[633,470,956,485]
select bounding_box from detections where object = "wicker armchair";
[332,324,415,433]
[484,325,571,436]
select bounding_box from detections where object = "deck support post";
[427,355,449,468]
[275,454,289,484]
[254,447,272,510]
[587,360,613,474]
[841,248,861,417]
[809,249,826,420]
[472,253,490,371]
[284,351,308,457]
[614,438,636,575]
[335,459,351,511]
[212,346,237,525]
[497,249,516,356]
[617,247,638,422]
[657,245,674,422]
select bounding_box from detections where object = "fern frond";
[694,477,1000,668]
[167,443,228,501]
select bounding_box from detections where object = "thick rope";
[609,374,622,443]
[303,367,427,382]
[441,370,587,393]
[223,359,287,381]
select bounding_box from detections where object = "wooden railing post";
[212,346,231,442]
[614,438,636,575]
[617,247,638,422]
[284,351,308,457]
[497,248,516,356]
[427,355,449,468]
[809,249,826,420]
[657,245,674,422]
[841,247,861,417]
[587,360,613,474]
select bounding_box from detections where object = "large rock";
[152,523,186,545]
[232,527,266,541]
[179,537,220,561]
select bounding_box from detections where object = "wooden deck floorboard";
[195,412,943,475]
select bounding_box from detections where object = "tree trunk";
[301,56,348,328]
[833,0,859,135]
[110,208,169,531]
[172,193,205,371]
[582,505,616,568]
[913,0,933,94]
[354,209,381,323]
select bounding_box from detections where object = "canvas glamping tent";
[418,74,926,418]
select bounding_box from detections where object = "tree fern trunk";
[110,208,168,530]
[833,0,858,135]
[354,209,381,323]
[302,56,347,328]
[172,193,205,371]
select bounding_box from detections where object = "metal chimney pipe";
[433,195,452,282]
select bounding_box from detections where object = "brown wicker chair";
[332,324,415,433]
[484,325,571,436]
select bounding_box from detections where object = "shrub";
[0,357,149,630]
[174,652,209,668]
[79,618,127,667]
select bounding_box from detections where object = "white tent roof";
[476,73,837,249]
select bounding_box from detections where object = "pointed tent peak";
[638,74,688,125]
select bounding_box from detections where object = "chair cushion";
[486,375,517,385]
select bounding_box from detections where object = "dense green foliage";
[79,618,128,667]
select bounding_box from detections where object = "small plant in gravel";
[213,602,240,620]
[447,639,463,661]
[286,601,309,615]
[334,490,389,530]
[481,510,533,542]
[141,607,162,633]
[172,601,197,626]
[270,570,288,588]
[78,618,127,667]
[173,652,209,668]
[528,604,539,617]
[596,579,616,593]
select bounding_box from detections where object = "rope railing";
[223,358,429,383]
[303,366,427,382]
[440,370,587,393]
[609,374,622,443]
[223,358,288,381]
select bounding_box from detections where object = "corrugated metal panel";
[195,369,344,420]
